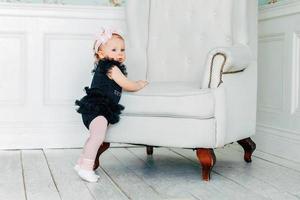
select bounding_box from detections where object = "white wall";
[3,0,299,165]
[0,2,125,149]
[255,0,300,163]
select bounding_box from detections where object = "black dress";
[75,58,127,130]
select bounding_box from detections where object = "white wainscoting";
[0,2,126,149]
[255,0,300,163]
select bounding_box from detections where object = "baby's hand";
[136,80,149,90]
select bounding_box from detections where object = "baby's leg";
[79,115,108,170]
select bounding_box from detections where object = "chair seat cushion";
[106,115,216,148]
[119,82,214,119]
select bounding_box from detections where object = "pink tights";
[76,116,108,170]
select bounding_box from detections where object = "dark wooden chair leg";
[146,146,153,155]
[196,148,216,181]
[93,142,110,170]
[237,137,256,163]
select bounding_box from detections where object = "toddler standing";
[74,27,148,182]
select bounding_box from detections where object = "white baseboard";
[231,143,300,172]
[252,124,300,163]
[0,124,135,149]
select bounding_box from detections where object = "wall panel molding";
[0,31,27,105]
[43,32,94,106]
[0,2,124,20]
[0,3,126,149]
[291,31,300,116]
[258,3,300,163]
[258,33,286,114]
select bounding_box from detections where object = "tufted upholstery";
[147,0,233,85]
[106,0,257,150]
[124,0,249,87]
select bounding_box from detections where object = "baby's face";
[98,35,126,63]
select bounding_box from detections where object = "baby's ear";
[97,50,105,59]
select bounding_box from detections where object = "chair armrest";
[201,44,253,88]
[221,63,257,145]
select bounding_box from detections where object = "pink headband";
[93,27,123,54]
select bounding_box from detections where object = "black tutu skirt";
[75,86,125,125]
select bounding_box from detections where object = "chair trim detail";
[208,52,227,88]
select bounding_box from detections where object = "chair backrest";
[125,0,249,87]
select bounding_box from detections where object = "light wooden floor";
[1,144,300,200]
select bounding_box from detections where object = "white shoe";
[74,164,100,177]
[74,165,100,182]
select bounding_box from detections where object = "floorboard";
[1,145,300,200]
[0,150,26,200]
[22,150,61,200]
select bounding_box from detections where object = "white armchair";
[93,0,258,181]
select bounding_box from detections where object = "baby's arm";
[107,66,148,92]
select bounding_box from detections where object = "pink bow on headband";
[93,27,122,53]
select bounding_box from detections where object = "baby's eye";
[121,49,125,52]
[112,49,116,52]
